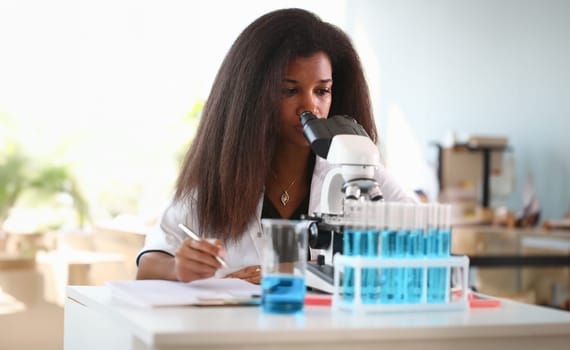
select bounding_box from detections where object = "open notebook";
[106,278,261,307]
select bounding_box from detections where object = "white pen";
[177,223,228,268]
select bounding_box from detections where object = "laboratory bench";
[452,226,570,306]
[64,285,570,350]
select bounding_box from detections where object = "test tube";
[426,203,440,303]
[396,203,412,303]
[438,204,452,303]
[407,204,425,303]
[364,201,381,304]
[380,202,401,303]
[342,201,359,302]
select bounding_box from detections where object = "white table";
[64,285,570,350]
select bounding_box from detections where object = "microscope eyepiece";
[299,111,371,159]
[299,111,317,125]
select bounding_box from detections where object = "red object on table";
[305,294,332,306]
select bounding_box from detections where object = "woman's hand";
[224,265,261,284]
[174,238,225,282]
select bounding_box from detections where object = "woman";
[136,8,415,284]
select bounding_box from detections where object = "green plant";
[0,147,27,226]
[0,127,88,232]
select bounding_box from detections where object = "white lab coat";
[137,157,416,275]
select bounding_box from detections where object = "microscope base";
[306,262,335,294]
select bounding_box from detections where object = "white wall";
[347,0,570,221]
[0,0,347,224]
[2,0,568,222]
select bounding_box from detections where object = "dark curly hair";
[175,8,376,241]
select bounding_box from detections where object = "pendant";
[280,191,290,206]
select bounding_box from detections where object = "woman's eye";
[281,88,297,96]
[316,88,331,96]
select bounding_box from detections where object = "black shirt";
[261,193,309,220]
[261,156,315,220]
[261,157,315,261]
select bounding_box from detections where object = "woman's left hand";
[224,265,261,284]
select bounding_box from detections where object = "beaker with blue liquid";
[260,219,307,314]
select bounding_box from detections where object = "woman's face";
[279,51,332,147]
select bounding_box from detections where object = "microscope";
[299,111,383,293]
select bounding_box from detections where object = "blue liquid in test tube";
[380,228,395,303]
[407,204,425,303]
[367,202,384,304]
[427,204,451,303]
[364,229,380,303]
[426,204,439,303]
[342,229,357,302]
[358,226,370,303]
[343,201,368,303]
[436,204,451,302]
[395,204,410,303]
[356,202,378,304]
[380,203,400,303]
[427,234,442,303]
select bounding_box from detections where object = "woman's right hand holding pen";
[174,238,226,282]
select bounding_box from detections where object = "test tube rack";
[332,254,470,312]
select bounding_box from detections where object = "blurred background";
[1,0,569,349]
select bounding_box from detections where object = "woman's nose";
[296,94,320,118]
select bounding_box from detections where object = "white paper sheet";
[106,278,261,307]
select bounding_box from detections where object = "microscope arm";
[320,167,344,215]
